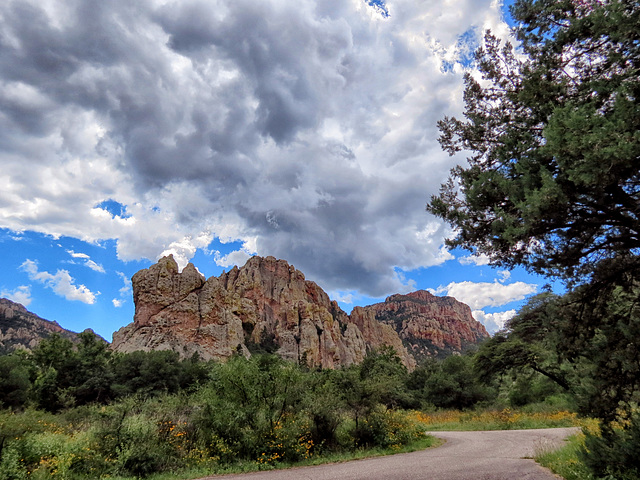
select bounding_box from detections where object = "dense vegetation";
[0,332,577,480]
[429,0,639,477]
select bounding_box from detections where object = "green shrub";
[22,430,101,480]
[302,372,343,452]
[352,407,426,449]
[0,409,60,478]
[256,413,314,466]
[0,354,32,410]
[508,374,564,407]
[0,410,104,480]
[580,415,640,480]
[193,355,307,463]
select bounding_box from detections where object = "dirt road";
[200,427,578,479]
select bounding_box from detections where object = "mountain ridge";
[0,298,103,353]
[112,255,489,369]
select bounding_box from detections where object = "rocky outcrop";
[0,298,102,353]
[112,255,414,369]
[362,290,489,361]
[112,256,489,369]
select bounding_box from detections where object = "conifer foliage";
[430,1,640,476]
[430,0,639,281]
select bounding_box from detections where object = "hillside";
[0,298,95,353]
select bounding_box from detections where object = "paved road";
[200,427,578,480]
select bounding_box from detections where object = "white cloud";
[116,271,132,297]
[84,259,106,273]
[473,309,516,334]
[66,250,106,273]
[430,280,538,310]
[459,253,492,266]
[20,259,99,304]
[1,285,32,306]
[0,0,515,299]
[111,271,131,308]
[159,231,215,270]
[67,250,90,259]
[497,270,511,283]
[329,291,356,305]
[215,249,253,269]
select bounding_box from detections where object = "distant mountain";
[0,298,103,354]
[357,291,489,361]
[112,255,489,369]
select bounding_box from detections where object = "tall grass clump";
[536,433,595,480]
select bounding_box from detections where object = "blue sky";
[0,0,545,341]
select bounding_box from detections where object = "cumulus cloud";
[329,291,356,305]
[112,298,123,308]
[20,259,99,304]
[1,285,32,306]
[0,0,512,298]
[472,309,516,334]
[430,280,538,310]
[215,249,253,270]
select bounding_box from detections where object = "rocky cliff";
[112,255,489,369]
[358,291,489,361]
[0,298,97,353]
[112,255,413,369]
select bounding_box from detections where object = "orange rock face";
[360,291,489,361]
[112,256,488,369]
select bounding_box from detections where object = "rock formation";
[357,290,489,361]
[0,298,101,353]
[113,255,489,369]
[112,255,413,368]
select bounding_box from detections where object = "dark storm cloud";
[0,0,501,297]
[156,0,350,143]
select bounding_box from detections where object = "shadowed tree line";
[0,334,505,415]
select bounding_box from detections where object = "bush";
[508,374,563,407]
[193,355,307,463]
[411,355,495,410]
[300,370,343,452]
[0,354,32,410]
[580,415,640,480]
[352,407,427,449]
[89,396,190,477]
[0,410,103,480]
[256,413,314,466]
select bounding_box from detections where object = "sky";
[0,0,547,342]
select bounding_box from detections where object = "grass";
[418,408,583,431]
[535,433,594,480]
